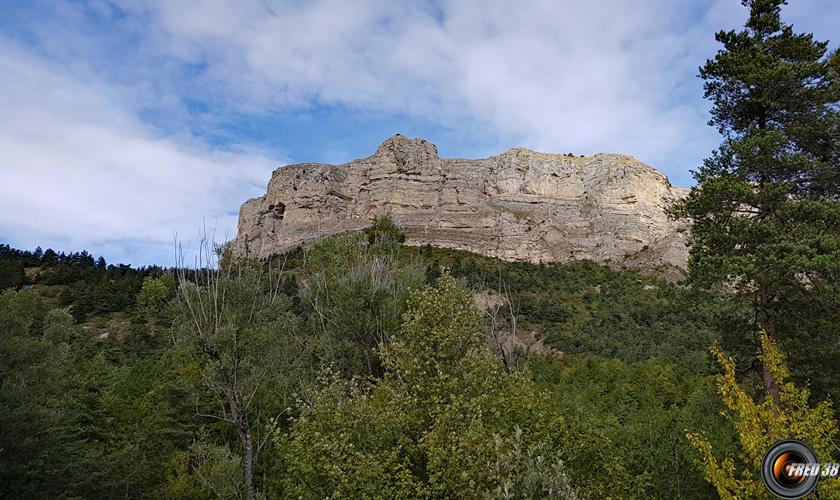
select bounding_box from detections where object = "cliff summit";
[232,135,690,269]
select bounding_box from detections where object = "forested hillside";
[1,215,836,498]
[2,1,839,498]
[0,230,719,498]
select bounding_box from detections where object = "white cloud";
[0,38,280,265]
[113,0,836,182]
[2,0,837,264]
[114,0,738,179]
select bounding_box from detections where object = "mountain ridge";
[231,135,690,269]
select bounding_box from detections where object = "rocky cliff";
[231,135,690,269]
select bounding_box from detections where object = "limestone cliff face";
[231,135,690,269]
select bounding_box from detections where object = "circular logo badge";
[761,440,820,499]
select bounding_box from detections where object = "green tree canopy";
[672,0,840,400]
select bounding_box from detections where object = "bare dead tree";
[475,263,525,372]
[484,285,517,373]
[174,231,292,500]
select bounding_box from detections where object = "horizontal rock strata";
[231,135,689,269]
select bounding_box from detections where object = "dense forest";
[2,1,839,498]
[0,230,731,498]
[0,215,837,498]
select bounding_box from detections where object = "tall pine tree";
[673,0,840,402]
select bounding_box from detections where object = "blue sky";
[0,0,838,266]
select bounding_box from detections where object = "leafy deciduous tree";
[687,331,840,499]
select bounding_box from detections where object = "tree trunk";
[239,423,255,500]
[761,354,781,406]
[759,288,782,407]
[227,388,255,500]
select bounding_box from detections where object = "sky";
[0,0,838,266]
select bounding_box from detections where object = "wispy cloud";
[0,38,280,265]
[0,0,837,264]
[111,0,743,171]
[115,0,835,172]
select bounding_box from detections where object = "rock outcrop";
[231,135,690,269]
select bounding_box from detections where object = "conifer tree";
[672,0,840,401]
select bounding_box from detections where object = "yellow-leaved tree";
[687,331,840,499]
